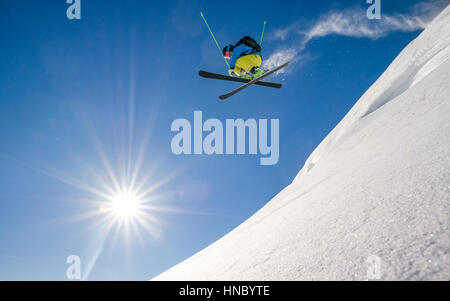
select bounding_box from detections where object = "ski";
[199,71,282,89]
[219,62,290,100]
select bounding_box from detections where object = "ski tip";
[219,95,228,100]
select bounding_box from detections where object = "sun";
[110,191,141,220]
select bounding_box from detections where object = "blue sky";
[0,0,446,280]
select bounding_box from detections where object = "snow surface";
[155,5,450,280]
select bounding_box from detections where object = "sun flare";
[110,191,141,219]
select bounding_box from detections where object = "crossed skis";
[199,62,289,100]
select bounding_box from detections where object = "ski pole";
[259,20,267,45]
[200,11,230,69]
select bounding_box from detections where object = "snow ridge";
[296,6,450,180]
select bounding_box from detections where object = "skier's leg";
[246,55,266,78]
[234,58,252,80]
[233,66,242,77]
[247,54,262,69]
[236,55,260,72]
[237,55,264,78]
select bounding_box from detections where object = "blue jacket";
[229,44,262,69]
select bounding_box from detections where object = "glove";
[228,69,235,77]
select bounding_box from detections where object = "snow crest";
[297,6,450,179]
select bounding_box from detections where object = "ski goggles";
[224,51,232,59]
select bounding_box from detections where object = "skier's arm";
[229,55,237,70]
[228,45,245,70]
[228,51,239,77]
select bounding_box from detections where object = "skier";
[198,13,289,99]
[222,36,266,79]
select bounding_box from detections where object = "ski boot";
[239,71,253,80]
[251,67,266,78]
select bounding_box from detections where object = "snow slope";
[155,5,450,280]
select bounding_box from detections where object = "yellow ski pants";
[234,54,262,76]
